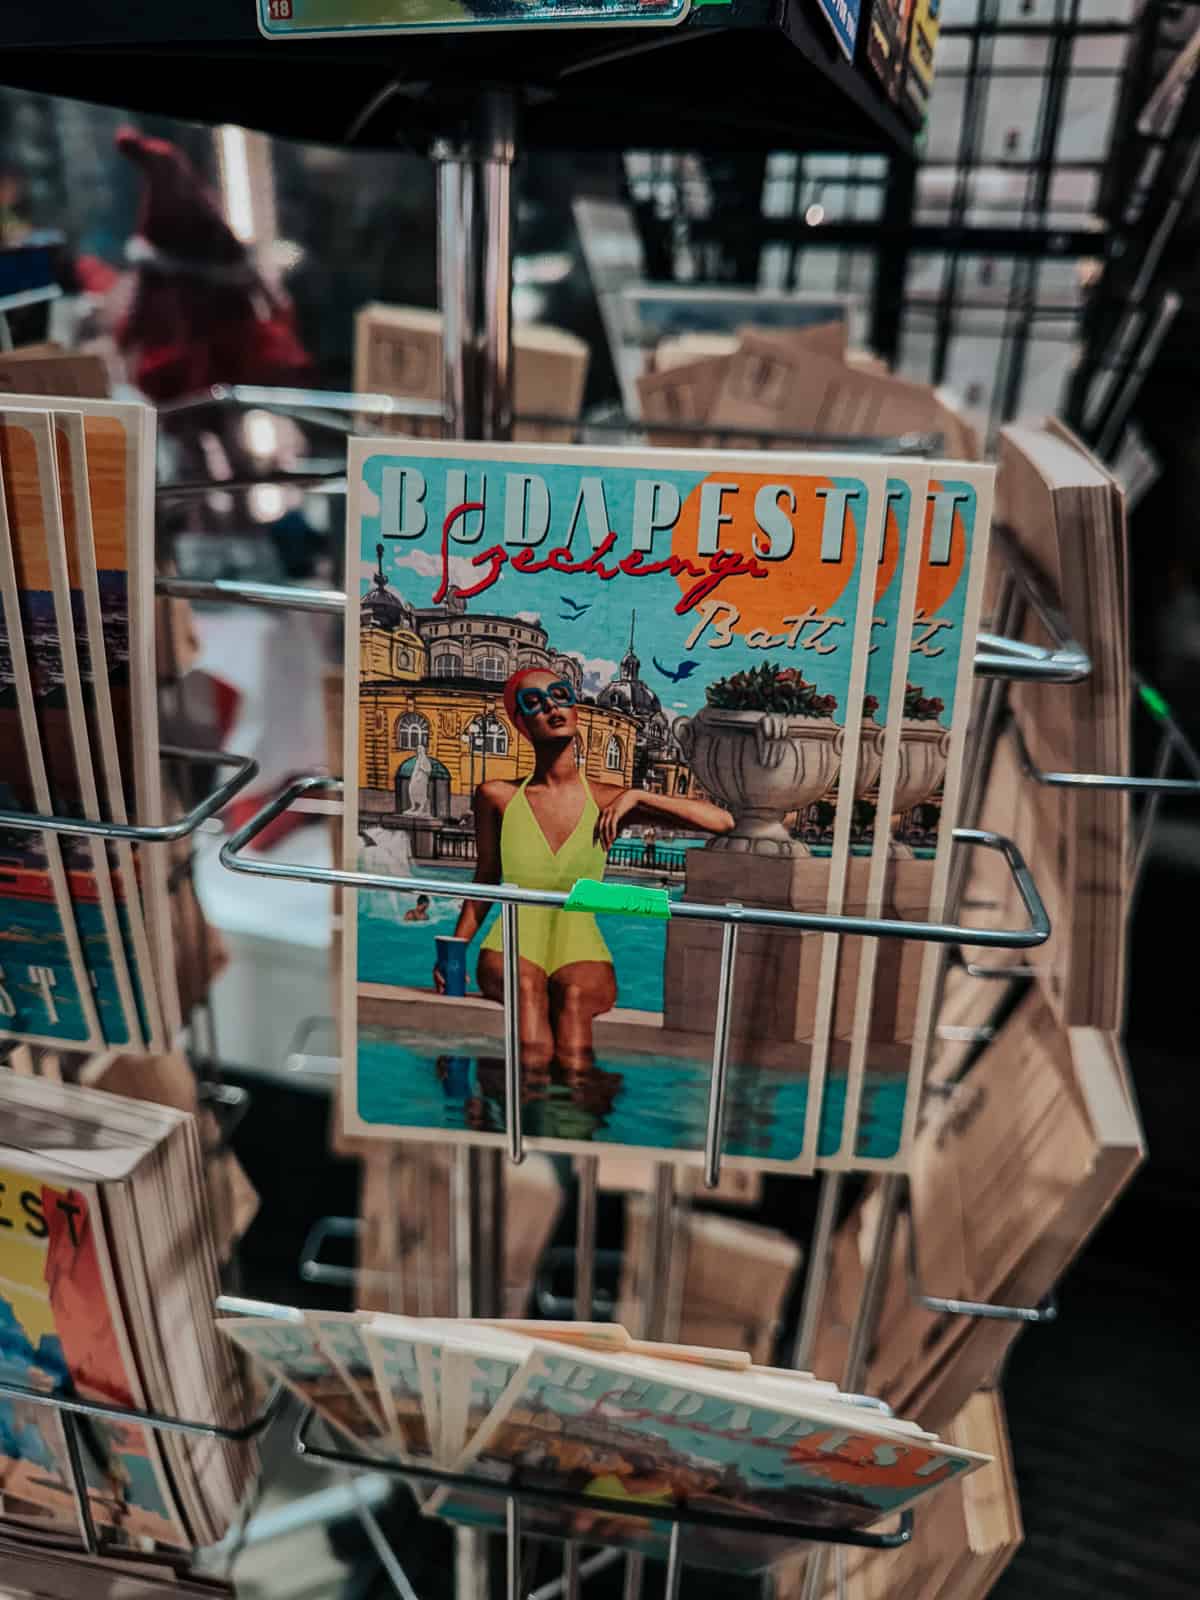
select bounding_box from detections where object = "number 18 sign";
[259,0,689,36]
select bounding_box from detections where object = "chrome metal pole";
[434,140,478,439]
[663,1524,684,1600]
[478,88,517,443]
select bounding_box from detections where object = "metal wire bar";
[533,1550,622,1600]
[0,747,257,843]
[219,776,1051,952]
[905,1197,1058,1322]
[60,1413,99,1556]
[151,381,938,454]
[1129,726,1174,889]
[0,1375,285,1443]
[1008,714,1200,793]
[354,1486,424,1600]
[663,1524,684,1600]
[291,1409,914,1551]
[157,575,346,613]
[703,917,740,1187]
[501,896,526,1165]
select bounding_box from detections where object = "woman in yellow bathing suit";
[436,666,733,1068]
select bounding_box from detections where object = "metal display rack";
[622,7,1144,432]
[12,517,1199,1595]
[4,12,1200,1600]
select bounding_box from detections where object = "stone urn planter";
[855,719,888,799]
[891,720,952,855]
[674,707,843,856]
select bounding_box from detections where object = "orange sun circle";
[915,478,969,618]
[672,472,862,637]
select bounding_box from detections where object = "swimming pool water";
[355,1026,905,1160]
[355,866,907,1159]
[356,866,676,1013]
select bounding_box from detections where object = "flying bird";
[653,657,701,683]
[559,595,592,620]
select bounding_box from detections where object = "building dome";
[361,543,415,631]
[596,611,663,720]
[597,674,662,718]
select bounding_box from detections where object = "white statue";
[404,746,433,817]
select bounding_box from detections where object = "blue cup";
[441,1056,473,1097]
[435,935,468,996]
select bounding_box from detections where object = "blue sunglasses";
[515,679,576,718]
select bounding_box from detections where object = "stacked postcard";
[221,1305,989,1568]
[337,434,994,1175]
[775,1390,1021,1600]
[638,317,978,460]
[959,418,1131,1030]
[0,1068,255,1551]
[811,988,1144,1430]
[355,304,590,442]
[0,396,184,1057]
[618,1203,800,1364]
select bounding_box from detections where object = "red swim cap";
[502,667,547,733]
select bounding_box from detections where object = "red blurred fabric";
[114,127,312,402]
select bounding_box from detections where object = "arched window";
[573,736,585,769]
[466,715,509,757]
[394,713,430,751]
[477,654,506,682]
[433,654,461,678]
[392,646,411,672]
[606,735,624,772]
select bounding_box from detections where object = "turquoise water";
[356,869,906,1158]
[357,866,676,1013]
[0,892,148,1047]
[356,1026,905,1160]
[0,898,95,1042]
[76,899,132,1047]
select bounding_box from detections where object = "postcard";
[219,1317,391,1457]
[53,408,164,1049]
[0,1161,190,1546]
[806,465,929,1165]
[0,425,103,1049]
[304,1310,393,1438]
[258,0,689,40]
[360,1320,444,1460]
[434,1345,981,1567]
[0,407,142,1048]
[342,439,891,1170]
[2,394,179,1043]
[0,394,169,1046]
[835,464,994,1167]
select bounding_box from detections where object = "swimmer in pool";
[435,666,733,1069]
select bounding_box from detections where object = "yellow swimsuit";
[480,775,612,977]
